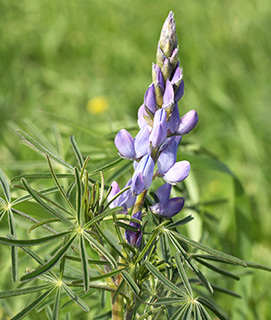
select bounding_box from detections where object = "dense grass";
[0,0,270,319]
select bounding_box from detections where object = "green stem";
[111,273,124,320]
[132,190,147,215]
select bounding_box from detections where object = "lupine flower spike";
[112,11,198,246]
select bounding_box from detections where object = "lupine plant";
[0,12,270,320]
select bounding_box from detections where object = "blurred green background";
[0,0,270,319]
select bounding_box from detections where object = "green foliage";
[1,1,271,319]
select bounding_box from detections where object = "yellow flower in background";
[86,96,108,114]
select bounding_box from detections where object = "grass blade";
[20,234,77,282]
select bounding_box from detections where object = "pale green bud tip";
[158,11,177,58]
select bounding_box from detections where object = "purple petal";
[176,110,198,135]
[130,211,142,228]
[131,172,145,196]
[158,138,178,174]
[171,65,182,86]
[156,183,172,206]
[134,125,150,158]
[131,155,154,195]
[163,161,190,185]
[114,129,135,159]
[137,104,149,129]
[118,179,136,209]
[168,102,180,133]
[144,84,157,113]
[124,211,142,247]
[163,79,174,109]
[108,181,120,208]
[175,80,185,102]
[151,197,184,218]
[155,65,164,91]
[149,109,167,148]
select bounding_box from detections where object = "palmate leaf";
[145,261,187,297]
[62,283,89,312]
[20,234,77,282]
[136,220,170,264]
[83,231,117,268]
[194,257,240,280]
[0,285,51,299]
[197,297,228,320]
[121,270,140,296]
[21,178,74,227]
[0,231,71,247]
[10,287,55,320]
[167,215,194,230]
[168,232,213,294]
[169,230,247,267]
[46,155,76,215]
[12,186,59,206]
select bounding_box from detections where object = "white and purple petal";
[114,129,135,159]
[157,138,178,174]
[149,109,167,148]
[162,79,174,109]
[134,125,150,158]
[176,110,198,135]
[163,160,190,185]
[144,83,157,113]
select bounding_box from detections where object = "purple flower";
[175,110,198,135]
[114,129,135,160]
[171,65,184,102]
[108,180,135,212]
[162,79,175,111]
[158,138,190,185]
[124,211,142,247]
[150,183,184,218]
[115,126,150,160]
[162,161,190,185]
[167,102,180,134]
[149,109,167,148]
[131,155,155,195]
[144,83,157,114]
